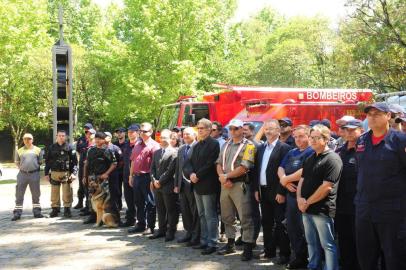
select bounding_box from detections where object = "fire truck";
[155,84,374,138]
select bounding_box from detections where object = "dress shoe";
[73,201,83,209]
[63,207,72,218]
[49,208,60,218]
[149,232,166,239]
[286,258,308,269]
[142,228,155,235]
[192,244,208,250]
[217,242,236,255]
[186,240,200,247]
[241,243,254,261]
[128,226,146,234]
[34,213,44,218]
[276,255,290,265]
[235,236,244,246]
[177,235,192,243]
[165,234,175,242]
[83,215,96,224]
[263,250,276,259]
[201,246,217,255]
[11,215,21,221]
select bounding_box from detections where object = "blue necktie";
[184,145,190,160]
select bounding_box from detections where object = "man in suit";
[149,129,179,241]
[174,127,200,246]
[188,118,220,255]
[254,119,292,264]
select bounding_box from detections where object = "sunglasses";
[229,127,241,131]
[212,128,218,131]
[140,130,150,133]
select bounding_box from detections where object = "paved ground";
[0,176,285,270]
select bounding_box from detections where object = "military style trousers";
[220,181,255,243]
[50,172,73,208]
[14,170,41,215]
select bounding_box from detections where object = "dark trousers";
[77,161,87,202]
[356,213,406,270]
[336,213,360,270]
[260,187,290,257]
[123,169,135,221]
[116,168,123,209]
[107,170,121,217]
[133,174,156,229]
[286,194,307,261]
[154,189,179,235]
[180,189,200,242]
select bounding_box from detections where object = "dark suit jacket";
[254,140,292,198]
[175,142,196,193]
[150,147,177,194]
[189,136,220,195]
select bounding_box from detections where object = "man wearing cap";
[128,122,160,234]
[105,132,123,220]
[335,119,363,270]
[254,119,292,264]
[114,127,128,210]
[12,133,44,221]
[334,116,355,150]
[216,119,256,261]
[74,123,94,210]
[389,104,405,131]
[279,118,296,148]
[82,132,117,224]
[45,130,78,218]
[395,116,406,133]
[120,124,140,227]
[355,102,406,270]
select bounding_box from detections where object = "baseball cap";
[127,124,140,131]
[364,102,391,113]
[23,133,33,139]
[309,120,320,127]
[342,119,363,129]
[84,123,93,129]
[389,104,405,114]
[395,116,406,123]
[320,119,331,129]
[95,131,107,139]
[172,126,181,132]
[278,117,292,126]
[115,127,126,133]
[104,131,112,138]
[88,128,96,134]
[229,119,244,128]
[336,115,355,126]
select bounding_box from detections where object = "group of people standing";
[11,102,406,270]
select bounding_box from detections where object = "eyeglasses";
[212,129,218,132]
[229,127,241,131]
[140,130,150,133]
[197,127,207,130]
[309,136,323,141]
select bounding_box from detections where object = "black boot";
[49,207,60,218]
[79,208,91,216]
[73,200,83,209]
[241,243,254,261]
[11,213,21,221]
[63,207,72,218]
[83,212,96,224]
[217,238,236,255]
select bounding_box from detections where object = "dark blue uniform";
[355,129,406,270]
[76,135,89,205]
[113,140,127,209]
[107,143,123,216]
[122,140,137,224]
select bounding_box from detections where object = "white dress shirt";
[259,139,278,186]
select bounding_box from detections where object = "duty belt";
[20,169,40,174]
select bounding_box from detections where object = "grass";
[0,179,17,184]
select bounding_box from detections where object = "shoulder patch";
[242,144,255,163]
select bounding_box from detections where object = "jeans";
[194,192,218,247]
[302,213,338,270]
[133,174,156,229]
[286,194,307,260]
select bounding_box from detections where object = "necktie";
[184,145,190,160]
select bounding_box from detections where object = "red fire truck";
[155,84,373,138]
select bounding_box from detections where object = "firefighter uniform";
[216,137,256,244]
[355,128,406,270]
[45,142,78,217]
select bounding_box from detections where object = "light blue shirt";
[260,139,278,186]
[217,137,226,149]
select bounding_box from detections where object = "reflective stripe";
[222,139,246,172]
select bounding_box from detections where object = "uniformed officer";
[113,127,127,210]
[216,119,256,261]
[45,130,78,218]
[12,133,44,221]
[355,102,406,270]
[82,132,117,224]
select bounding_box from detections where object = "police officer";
[82,132,117,224]
[355,102,406,270]
[74,123,94,210]
[45,130,78,218]
[114,127,127,210]
[216,119,256,261]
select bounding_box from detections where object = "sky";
[93,0,348,24]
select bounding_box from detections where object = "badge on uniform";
[61,151,64,155]
[356,144,365,152]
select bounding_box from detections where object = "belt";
[260,185,270,189]
[134,172,150,176]
[20,169,40,174]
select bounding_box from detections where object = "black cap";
[127,124,140,131]
[395,116,406,123]
[84,123,93,129]
[172,126,181,132]
[309,120,320,127]
[278,117,292,126]
[95,131,107,139]
[364,102,391,113]
[342,119,363,129]
[115,127,127,133]
[320,119,331,129]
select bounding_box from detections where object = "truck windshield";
[157,104,180,130]
[182,104,209,126]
